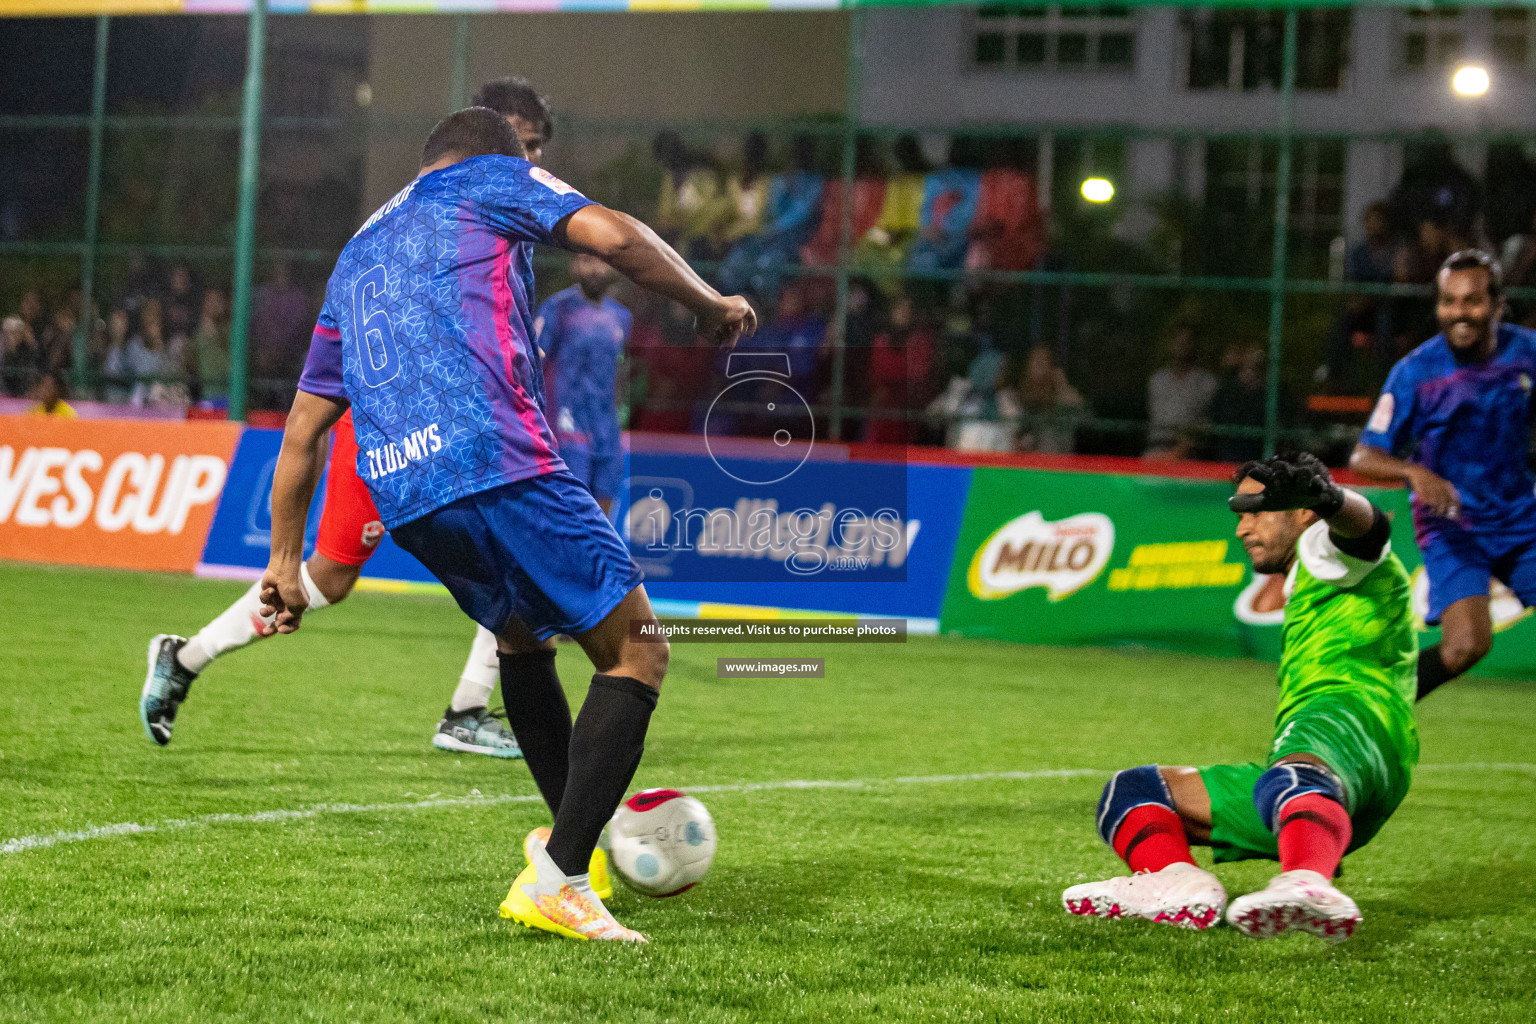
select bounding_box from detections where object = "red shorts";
[314,409,387,567]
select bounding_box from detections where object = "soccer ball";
[608,789,716,897]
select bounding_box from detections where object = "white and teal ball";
[608,789,716,897]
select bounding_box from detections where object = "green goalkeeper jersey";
[1277,520,1418,734]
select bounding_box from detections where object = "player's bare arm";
[556,204,756,346]
[1349,443,1461,519]
[260,390,349,634]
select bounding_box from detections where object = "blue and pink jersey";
[535,285,630,454]
[1359,322,1536,543]
[298,155,595,527]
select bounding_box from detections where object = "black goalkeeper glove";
[1228,452,1346,517]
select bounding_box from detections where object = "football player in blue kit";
[536,253,631,516]
[259,107,755,942]
[1351,249,1536,699]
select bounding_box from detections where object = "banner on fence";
[939,467,1536,677]
[0,415,241,573]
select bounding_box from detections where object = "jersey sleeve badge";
[530,166,578,196]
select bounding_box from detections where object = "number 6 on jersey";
[352,264,401,388]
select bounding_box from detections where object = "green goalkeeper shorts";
[1198,689,1419,864]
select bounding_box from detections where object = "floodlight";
[1452,65,1490,97]
[1081,177,1115,203]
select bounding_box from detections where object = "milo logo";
[967,511,1115,601]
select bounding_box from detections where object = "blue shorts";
[390,470,643,641]
[1421,524,1536,624]
[562,444,624,506]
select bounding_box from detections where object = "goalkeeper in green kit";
[1062,453,1417,943]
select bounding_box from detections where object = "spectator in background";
[101,308,132,404]
[1393,216,1469,351]
[1209,342,1287,463]
[629,294,704,435]
[1144,325,1217,460]
[717,136,825,298]
[1003,346,1084,455]
[712,132,774,256]
[26,371,76,418]
[742,281,827,384]
[1390,143,1481,241]
[114,251,158,315]
[865,295,936,444]
[249,260,311,402]
[716,132,770,250]
[930,329,1013,452]
[653,130,723,258]
[38,305,78,380]
[163,263,199,341]
[192,287,231,404]
[16,289,46,342]
[1322,201,1396,390]
[2,312,41,397]
[1501,208,1536,326]
[857,134,929,287]
[124,298,188,410]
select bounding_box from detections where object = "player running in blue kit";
[537,254,630,516]
[1350,250,1536,699]
[259,108,755,942]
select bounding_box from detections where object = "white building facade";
[861,4,1536,251]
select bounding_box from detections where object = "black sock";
[1416,644,1458,702]
[545,674,658,877]
[498,649,571,817]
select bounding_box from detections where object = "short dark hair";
[1439,248,1503,298]
[472,77,554,144]
[421,107,525,167]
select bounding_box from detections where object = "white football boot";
[1226,869,1361,943]
[1062,862,1227,930]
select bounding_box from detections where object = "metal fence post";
[1263,8,1298,457]
[228,0,268,422]
[73,14,109,396]
[827,5,865,443]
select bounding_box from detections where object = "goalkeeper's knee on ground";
[1252,762,1344,834]
[1096,765,1176,846]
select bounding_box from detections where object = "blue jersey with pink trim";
[1359,322,1536,542]
[298,154,595,527]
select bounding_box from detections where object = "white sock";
[177,564,332,674]
[450,625,499,712]
[524,844,606,905]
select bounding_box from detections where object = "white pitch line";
[0,769,1100,857]
[3,763,1527,858]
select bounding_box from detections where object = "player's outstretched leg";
[1226,761,1360,943]
[500,586,663,943]
[141,559,343,745]
[1063,765,1226,930]
[432,625,522,758]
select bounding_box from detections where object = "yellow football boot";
[521,825,613,901]
[499,834,645,943]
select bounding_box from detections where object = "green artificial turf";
[0,560,1532,1023]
